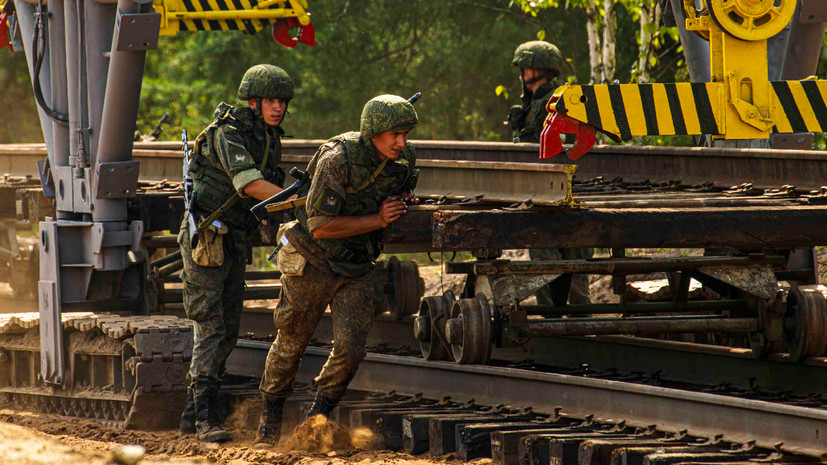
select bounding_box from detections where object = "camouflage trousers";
[259,260,374,401]
[179,222,248,396]
[530,247,594,305]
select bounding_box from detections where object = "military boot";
[305,392,339,419]
[254,396,286,449]
[179,387,196,435]
[194,389,232,443]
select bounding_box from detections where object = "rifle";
[250,167,311,222]
[148,113,171,140]
[181,130,200,247]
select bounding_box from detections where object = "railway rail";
[2,140,827,188]
[225,343,827,459]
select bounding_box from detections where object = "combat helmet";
[512,41,562,73]
[360,95,418,139]
[237,64,294,101]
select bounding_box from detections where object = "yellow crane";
[540,0,827,159]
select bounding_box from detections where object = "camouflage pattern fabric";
[509,80,558,143]
[190,103,286,231]
[259,245,374,400]
[179,219,249,396]
[182,101,285,396]
[511,41,563,72]
[530,247,594,305]
[360,95,418,139]
[297,132,416,277]
[237,64,294,101]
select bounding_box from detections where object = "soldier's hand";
[400,192,419,205]
[376,196,408,228]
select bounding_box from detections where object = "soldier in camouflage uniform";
[508,40,564,143]
[178,64,294,442]
[253,95,419,448]
[508,41,593,305]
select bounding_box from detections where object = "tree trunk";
[586,0,602,84]
[636,0,662,83]
[601,0,617,84]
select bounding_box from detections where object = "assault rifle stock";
[250,167,311,222]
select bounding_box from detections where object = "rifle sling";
[197,130,271,231]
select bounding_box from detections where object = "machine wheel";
[373,260,389,315]
[708,0,795,41]
[415,296,451,360]
[445,294,492,364]
[388,258,424,320]
[784,285,827,362]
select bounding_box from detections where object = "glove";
[507,106,527,131]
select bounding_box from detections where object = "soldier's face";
[371,129,411,160]
[249,98,287,127]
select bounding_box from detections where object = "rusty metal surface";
[528,316,760,337]
[465,256,786,275]
[412,206,827,250]
[227,342,827,456]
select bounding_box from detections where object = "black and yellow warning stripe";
[771,80,827,134]
[550,83,723,141]
[159,0,282,34]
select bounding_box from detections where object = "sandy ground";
[0,409,472,465]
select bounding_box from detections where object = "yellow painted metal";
[153,0,310,35]
[708,0,796,41]
[546,0,827,143]
[549,82,724,141]
[681,0,710,41]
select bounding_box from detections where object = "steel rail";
[228,341,827,457]
[3,141,827,188]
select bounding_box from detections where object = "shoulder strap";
[197,129,272,231]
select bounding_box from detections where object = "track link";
[0,313,192,429]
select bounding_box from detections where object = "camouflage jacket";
[189,102,285,232]
[295,131,416,277]
[508,80,559,143]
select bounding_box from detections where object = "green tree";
[0,48,43,143]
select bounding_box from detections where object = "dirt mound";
[286,415,382,454]
[287,414,352,453]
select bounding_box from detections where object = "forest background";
[1,0,826,146]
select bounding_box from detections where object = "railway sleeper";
[299,389,819,465]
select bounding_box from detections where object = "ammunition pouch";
[192,221,228,267]
[275,221,306,276]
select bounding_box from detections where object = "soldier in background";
[254,95,419,448]
[508,41,593,305]
[179,64,294,442]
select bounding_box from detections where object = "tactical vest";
[189,103,285,232]
[297,131,416,277]
[517,80,560,143]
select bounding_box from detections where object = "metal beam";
[414,206,827,250]
[6,141,827,189]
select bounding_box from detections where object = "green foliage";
[0,49,43,143]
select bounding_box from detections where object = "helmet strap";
[255,98,263,117]
[522,69,557,85]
